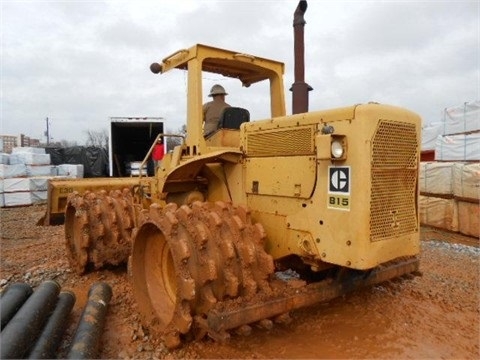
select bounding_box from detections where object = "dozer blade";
[202,257,419,337]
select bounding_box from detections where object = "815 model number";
[328,195,350,210]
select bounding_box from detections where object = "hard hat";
[209,84,228,97]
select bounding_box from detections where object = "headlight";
[331,140,344,158]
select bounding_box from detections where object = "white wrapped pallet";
[56,164,84,178]
[26,165,56,177]
[0,164,27,179]
[435,133,480,161]
[11,146,46,154]
[0,193,4,207]
[31,191,47,204]
[3,177,50,192]
[0,179,3,193]
[3,190,48,206]
[9,153,51,165]
[421,122,443,151]
[419,195,458,232]
[453,163,480,200]
[4,192,33,206]
[441,100,480,135]
[7,191,32,207]
[3,178,31,192]
[0,153,9,165]
[458,201,479,238]
[29,177,50,191]
[419,162,455,195]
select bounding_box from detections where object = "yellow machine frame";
[149,44,421,271]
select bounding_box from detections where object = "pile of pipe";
[0,280,112,359]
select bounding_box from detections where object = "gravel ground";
[1,204,478,359]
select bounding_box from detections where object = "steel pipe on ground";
[0,282,33,330]
[0,280,61,359]
[27,291,76,359]
[67,282,113,359]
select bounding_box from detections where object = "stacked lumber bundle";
[419,162,479,238]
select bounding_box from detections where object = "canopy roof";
[158,44,285,87]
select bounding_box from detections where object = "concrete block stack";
[0,147,84,207]
[419,162,479,238]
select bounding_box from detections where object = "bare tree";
[166,124,186,151]
[85,129,109,148]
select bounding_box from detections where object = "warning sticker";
[328,166,351,210]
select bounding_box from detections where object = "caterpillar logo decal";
[328,166,351,211]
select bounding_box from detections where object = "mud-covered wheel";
[65,197,89,274]
[131,218,183,347]
[65,189,136,274]
[130,201,275,348]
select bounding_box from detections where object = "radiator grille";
[246,127,314,157]
[371,120,418,167]
[370,120,418,241]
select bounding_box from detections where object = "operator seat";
[218,107,250,130]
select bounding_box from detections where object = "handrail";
[137,134,186,179]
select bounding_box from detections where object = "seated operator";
[203,84,231,137]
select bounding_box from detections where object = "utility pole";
[45,117,50,146]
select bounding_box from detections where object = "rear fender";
[162,150,242,194]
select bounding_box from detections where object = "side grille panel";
[370,120,418,241]
[246,127,314,157]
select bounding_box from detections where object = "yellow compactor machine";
[64,43,421,348]
[63,6,421,347]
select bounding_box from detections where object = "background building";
[0,134,41,153]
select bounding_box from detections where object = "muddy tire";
[130,201,275,348]
[65,189,136,274]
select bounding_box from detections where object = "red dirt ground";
[1,204,478,359]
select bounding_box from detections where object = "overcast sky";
[1,0,478,145]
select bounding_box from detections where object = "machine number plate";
[328,166,351,211]
[59,187,74,194]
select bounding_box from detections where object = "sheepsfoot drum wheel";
[65,189,136,274]
[130,201,276,349]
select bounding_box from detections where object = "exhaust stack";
[291,0,312,114]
